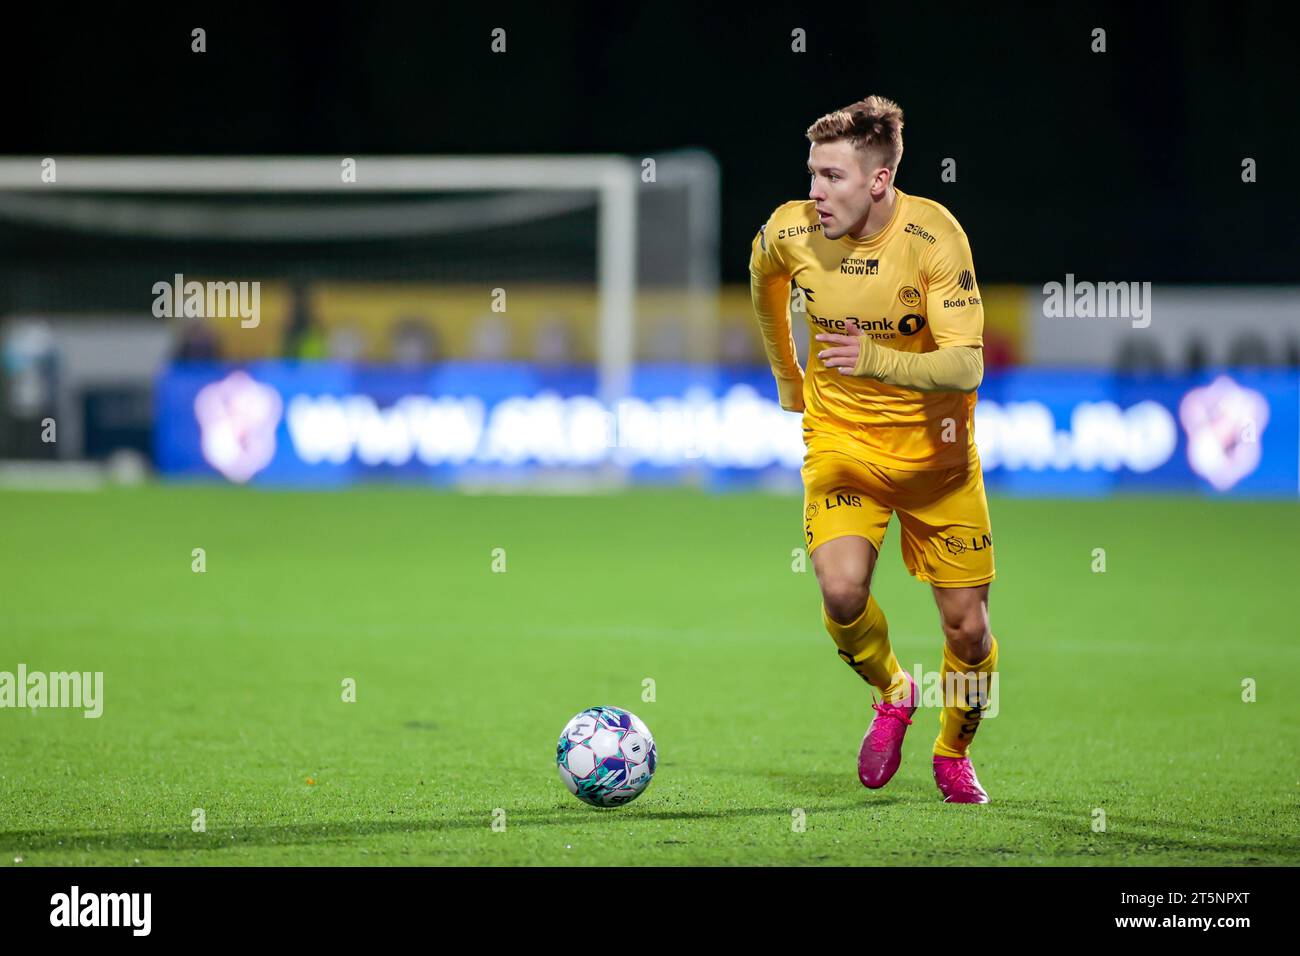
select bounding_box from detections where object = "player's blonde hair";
[806,95,904,172]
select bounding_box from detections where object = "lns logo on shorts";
[944,533,992,556]
[805,494,864,545]
[822,493,862,510]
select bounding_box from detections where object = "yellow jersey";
[749,188,984,470]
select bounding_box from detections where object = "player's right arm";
[748,213,805,412]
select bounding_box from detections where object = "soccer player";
[749,95,998,803]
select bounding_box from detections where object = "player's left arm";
[818,224,985,392]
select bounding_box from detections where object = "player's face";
[807,140,885,240]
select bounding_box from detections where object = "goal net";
[0,153,722,465]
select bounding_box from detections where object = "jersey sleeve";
[921,226,985,348]
[852,340,983,392]
[748,213,805,411]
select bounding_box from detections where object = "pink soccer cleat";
[857,671,918,789]
[932,755,989,803]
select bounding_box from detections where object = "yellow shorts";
[800,433,995,588]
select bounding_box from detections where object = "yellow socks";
[934,635,998,758]
[823,595,910,702]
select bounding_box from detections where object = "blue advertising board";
[155,362,1299,496]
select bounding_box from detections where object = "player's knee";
[821,577,870,625]
[941,611,989,653]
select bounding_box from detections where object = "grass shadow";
[0,798,876,855]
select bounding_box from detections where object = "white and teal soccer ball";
[555,706,657,807]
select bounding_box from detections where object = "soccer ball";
[555,706,657,807]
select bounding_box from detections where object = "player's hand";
[815,332,876,377]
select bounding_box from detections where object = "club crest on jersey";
[898,286,921,308]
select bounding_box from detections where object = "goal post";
[0,154,719,403]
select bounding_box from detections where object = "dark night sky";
[3,1,1296,285]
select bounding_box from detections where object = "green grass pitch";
[1,486,1297,866]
